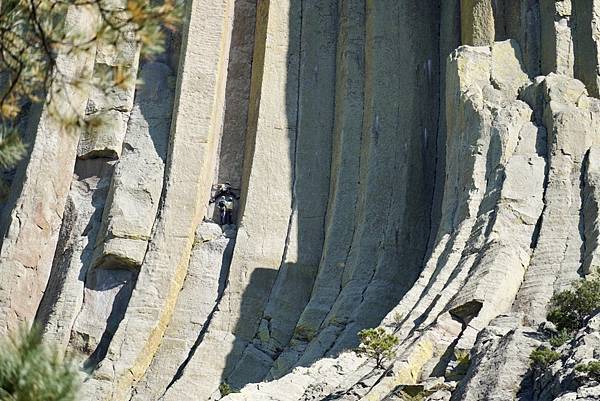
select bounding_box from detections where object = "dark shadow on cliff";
[34,158,114,329]
[220,0,333,390]
[220,0,445,391]
[82,267,137,371]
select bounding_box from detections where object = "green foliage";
[575,360,600,381]
[0,0,181,168]
[548,330,571,348]
[0,325,79,401]
[0,126,26,169]
[547,277,600,333]
[356,327,399,369]
[530,346,561,369]
[219,382,236,397]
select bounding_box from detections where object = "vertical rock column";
[226,0,338,387]
[541,0,575,76]
[573,0,600,97]
[270,0,366,378]
[34,159,115,353]
[91,62,173,269]
[0,5,98,335]
[513,74,600,324]
[78,35,140,159]
[582,147,600,277]
[461,0,496,46]
[162,0,303,398]
[63,61,175,368]
[130,222,235,401]
[79,0,234,398]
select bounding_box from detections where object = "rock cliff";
[2,0,600,400]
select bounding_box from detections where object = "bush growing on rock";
[549,330,571,348]
[529,346,561,369]
[547,277,600,333]
[0,325,78,401]
[219,382,236,397]
[576,361,600,381]
[356,327,399,369]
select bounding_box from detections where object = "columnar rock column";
[0,5,98,335]
[513,74,600,324]
[541,0,575,76]
[162,0,301,398]
[91,62,173,269]
[34,159,115,353]
[583,147,600,277]
[461,0,496,46]
[77,35,140,159]
[225,0,338,387]
[573,0,600,97]
[79,0,234,398]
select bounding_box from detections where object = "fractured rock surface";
[3,0,600,400]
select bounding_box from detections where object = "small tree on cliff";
[547,276,600,333]
[0,0,181,169]
[0,325,79,401]
[356,327,399,369]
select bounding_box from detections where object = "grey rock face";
[5,0,600,400]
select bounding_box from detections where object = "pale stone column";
[541,0,575,76]
[0,5,98,335]
[78,0,235,398]
[162,0,303,397]
[461,0,496,46]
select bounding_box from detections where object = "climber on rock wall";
[210,182,239,225]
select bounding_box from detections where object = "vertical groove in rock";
[161,1,302,398]
[268,0,366,379]
[572,0,600,98]
[214,0,256,191]
[540,0,575,76]
[225,0,338,387]
[78,0,235,398]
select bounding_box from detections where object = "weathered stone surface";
[534,312,600,401]
[573,0,600,97]
[451,316,543,401]
[582,147,600,278]
[513,74,600,325]
[92,62,173,269]
[11,0,600,399]
[461,0,496,46]
[0,5,98,335]
[130,222,234,401]
[79,0,234,398]
[541,0,575,76]
[35,159,114,353]
[78,31,140,159]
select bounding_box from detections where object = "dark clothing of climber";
[210,183,239,225]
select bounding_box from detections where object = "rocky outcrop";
[4,0,600,400]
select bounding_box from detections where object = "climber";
[210,182,239,225]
